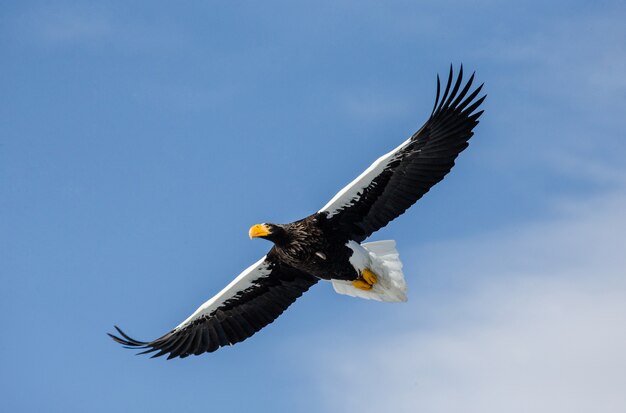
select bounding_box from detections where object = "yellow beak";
[249,223,271,239]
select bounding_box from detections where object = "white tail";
[332,240,407,302]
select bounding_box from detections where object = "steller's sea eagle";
[109,65,485,359]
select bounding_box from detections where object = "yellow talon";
[351,269,378,291]
[352,279,372,290]
[361,269,378,285]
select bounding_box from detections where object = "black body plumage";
[266,216,360,281]
[109,65,485,359]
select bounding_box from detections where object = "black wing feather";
[109,259,317,359]
[327,65,486,241]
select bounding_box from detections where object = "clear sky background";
[1,1,625,412]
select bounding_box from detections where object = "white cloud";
[11,6,113,46]
[11,5,186,52]
[474,8,626,185]
[308,186,626,413]
[38,11,112,44]
[341,93,413,121]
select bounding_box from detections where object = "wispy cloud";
[9,5,186,52]
[466,7,626,206]
[500,15,626,103]
[341,93,413,121]
[35,9,112,44]
[305,185,626,412]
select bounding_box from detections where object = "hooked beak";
[249,223,271,239]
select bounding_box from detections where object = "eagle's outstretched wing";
[109,255,317,359]
[320,65,485,242]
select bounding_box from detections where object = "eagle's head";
[248,223,288,244]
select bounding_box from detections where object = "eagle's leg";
[351,268,378,290]
[362,269,378,285]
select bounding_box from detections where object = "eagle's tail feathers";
[332,240,407,302]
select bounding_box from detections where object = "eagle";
[109,66,485,359]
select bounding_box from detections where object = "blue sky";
[1,1,625,412]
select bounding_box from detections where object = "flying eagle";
[109,66,485,359]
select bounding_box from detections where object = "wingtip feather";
[431,74,441,115]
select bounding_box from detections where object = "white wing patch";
[319,136,413,217]
[175,256,272,329]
